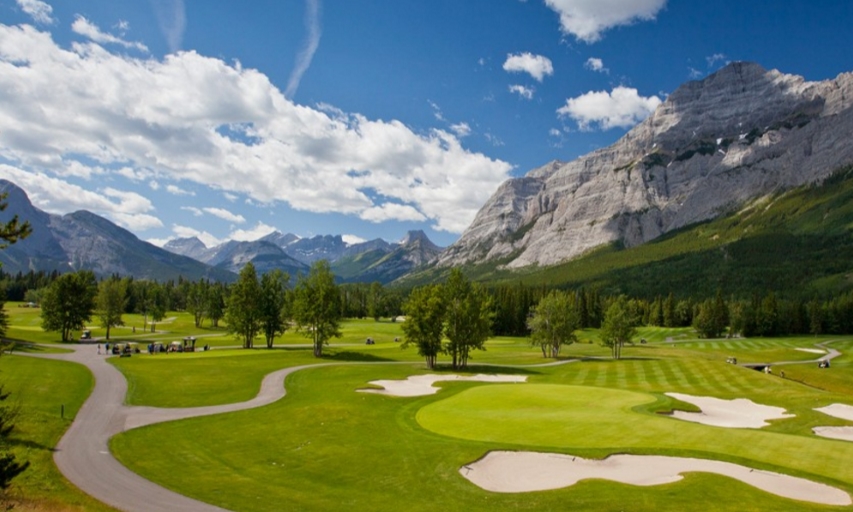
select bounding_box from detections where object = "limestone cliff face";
[439,62,853,269]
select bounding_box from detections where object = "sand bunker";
[813,426,853,442]
[461,451,850,506]
[666,393,793,428]
[815,403,853,421]
[795,348,826,354]
[358,374,526,397]
[813,404,853,441]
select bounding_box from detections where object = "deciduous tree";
[401,284,446,368]
[443,269,492,370]
[96,277,127,340]
[527,290,579,358]
[226,263,262,348]
[40,270,97,342]
[293,261,341,357]
[260,269,290,349]
[600,296,636,359]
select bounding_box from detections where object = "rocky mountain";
[337,230,443,283]
[0,181,235,282]
[165,229,441,283]
[438,62,853,270]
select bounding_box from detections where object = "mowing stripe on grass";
[615,360,627,387]
[647,360,671,390]
[631,360,648,388]
[570,365,589,386]
[666,361,692,389]
[594,363,608,387]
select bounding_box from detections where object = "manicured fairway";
[111,353,853,512]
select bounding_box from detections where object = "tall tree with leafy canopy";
[260,269,290,349]
[226,262,262,348]
[293,260,341,357]
[96,277,127,340]
[443,268,493,370]
[402,284,446,368]
[40,270,98,342]
[600,296,636,359]
[527,290,580,358]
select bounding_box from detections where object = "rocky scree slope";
[438,62,853,269]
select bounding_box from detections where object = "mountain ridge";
[438,62,853,270]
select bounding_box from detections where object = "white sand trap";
[358,374,526,397]
[796,348,826,354]
[461,451,850,506]
[815,403,853,421]
[666,393,793,428]
[813,426,853,442]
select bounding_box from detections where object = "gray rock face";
[439,62,853,269]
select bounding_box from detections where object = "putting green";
[416,384,853,486]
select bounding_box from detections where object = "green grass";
[7,302,853,511]
[0,355,115,511]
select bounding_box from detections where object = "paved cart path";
[26,345,327,512]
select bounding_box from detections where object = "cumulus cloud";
[169,224,221,247]
[16,0,54,24]
[286,0,322,98]
[342,234,366,245]
[202,207,245,223]
[706,53,727,67]
[180,206,202,216]
[228,222,277,241]
[544,0,667,43]
[502,52,553,82]
[360,203,426,223]
[584,57,608,73]
[557,86,662,130]
[0,164,163,230]
[0,23,511,234]
[71,16,148,52]
[509,84,534,100]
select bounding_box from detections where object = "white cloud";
[180,206,202,216]
[509,84,534,100]
[342,234,366,245]
[285,0,322,98]
[360,203,426,223]
[171,224,221,247]
[229,222,277,241]
[584,57,608,73]
[149,180,160,190]
[16,0,54,24]
[223,192,238,202]
[166,185,194,196]
[202,207,245,223]
[71,16,148,52]
[0,24,511,234]
[688,67,703,79]
[706,53,727,67]
[0,165,163,230]
[557,86,662,130]
[502,52,553,82]
[544,0,667,43]
[549,128,562,137]
[450,122,471,138]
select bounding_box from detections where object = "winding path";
[27,345,326,512]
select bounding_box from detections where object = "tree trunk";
[106,325,111,340]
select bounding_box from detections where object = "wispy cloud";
[72,16,148,52]
[584,57,608,73]
[509,84,535,100]
[150,0,186,53]
[16,0,54,24]
[285,0,322,98]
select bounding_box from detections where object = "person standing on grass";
[97,343,101,354]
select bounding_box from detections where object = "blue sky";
[0,1,851,248]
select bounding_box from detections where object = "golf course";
[4,304,853,511]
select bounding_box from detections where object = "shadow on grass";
[8,437,55,453]
[4,342,70,354]
[321,350,394,362]
[428,364,540,376]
